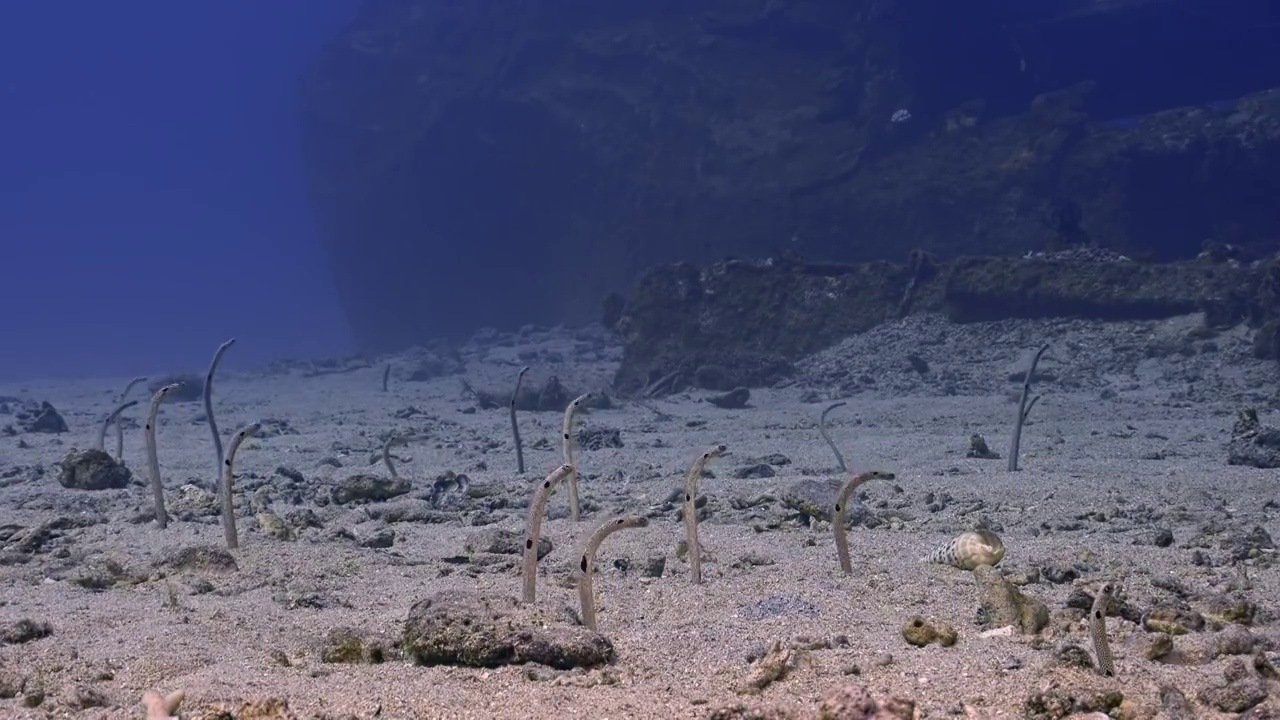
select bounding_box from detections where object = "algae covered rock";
[57,448,131,491]
[329,474,411,504]
[321,626,388,664]
[901,616,957,648]
[973,564,1049,634]
[780,478,879,528]
[402,590,612,669]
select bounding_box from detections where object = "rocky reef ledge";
[608,252,1275,394]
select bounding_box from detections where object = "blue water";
[0,1,359,380]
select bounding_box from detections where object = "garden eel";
[510,366,530,474]
[922,529,1006,570]
[819,401,848,472]
[576,514,649,630]
[221,422,261,550]
[382,433,406,480]
[113,376,147,460]
[97,400,138,456]
[684,443,728,585]
[1090,583,1116,676]
[1008,343,1050,472]
[561,392,592,521]
[832,470,896,574]
[522,464,574,602]
[204,338,236,494]
[144,383,181,530]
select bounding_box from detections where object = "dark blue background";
[0,1,358,381]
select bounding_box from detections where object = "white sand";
[0,314,1277,719]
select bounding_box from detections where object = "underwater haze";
[0,1,360,382]
[1,3,1280,718]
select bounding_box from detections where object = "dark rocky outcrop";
[610,258,914,393]
[610,253,1262,392]
[944,256,1251,324]
[301,0,1280,353]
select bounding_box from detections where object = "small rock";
[17,401,68,434]
[780,478,879,528]
[577,427,623,450]
[157,544,238,573]
[1199,676,1268,713]
[1024,688,1123,718]
[1227,408,1280,469]
[1142,605,1204,635]
[1039,561,1079,584]
[1214,625,1257,656]
[1204,593,1258,625]
[901,616,957,647]
[282,508,323,530]
[256,513,294,541]
[0,619,51,645]
[465,528,551,558]
[1053,644,1094,670]
[733,464,776,479]
[736,640,801,695]
[641,556,666,578]
[402,590,612,669]
[816,682,916,719]
[330,474,411,504]
[1149,527,1175,547]
[169,484,218,519]
[973,565,1049,634]
[1158,684,1196,720]
[966,434,1000,460]
[68,685,107,709]
[1145,633,1174,661]
[57,448,131,491]
[0,669,23,698]
[707,388,750,409]
[359,526,396,549]
[321,626,387,664]
[1255,650,1279,679]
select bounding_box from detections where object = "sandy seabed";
[0,313,1277,720]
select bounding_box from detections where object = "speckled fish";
[922,529,1005,570]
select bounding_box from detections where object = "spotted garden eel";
[144,383,181,530]
[819,401,848,473]
[221,422,261,550]
[510,366,530,474]
[1090,583,1116,676]
[832,470,896,574]
[113,375,147,460]
[561,392,593,521]
[381,433,407,480]
[204,338,236,495]
[576,514,649,630]
[922,529,1006,570]
[97,400,138,456]
[522,464,574,602]
[684,443,728,585]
